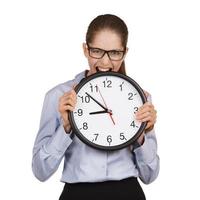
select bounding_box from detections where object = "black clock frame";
[69,71,147,150]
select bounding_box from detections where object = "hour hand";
[89,110,109,115]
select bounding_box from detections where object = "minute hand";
[85,92,107,110]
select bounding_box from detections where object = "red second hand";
[97,86,115,125]
[108,111,115,125]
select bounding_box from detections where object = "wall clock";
[69,71,147,150]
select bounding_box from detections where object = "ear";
[82,43,89,58]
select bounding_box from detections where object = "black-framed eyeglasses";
[87,44,126,61]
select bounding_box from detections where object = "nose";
[101,52,111,65]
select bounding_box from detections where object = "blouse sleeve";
[32,91,73,182]
[133,92,160,184]
[133,129,160,184]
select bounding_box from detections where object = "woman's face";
[83,30,127,76]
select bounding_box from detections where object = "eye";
[109,51,122,56]
[90,48,103,54]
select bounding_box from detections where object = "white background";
[0,0,200,199]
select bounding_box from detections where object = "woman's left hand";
[135,97,157,145]
[135,101,157,131]
[135,91,157,133]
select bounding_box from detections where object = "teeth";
[97,67,110,72]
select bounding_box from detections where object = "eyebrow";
[89,46,124,51]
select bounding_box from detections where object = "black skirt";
[59,177,146,200]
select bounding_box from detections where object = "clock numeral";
[92,133,99,142]
[130,120,136,128]
[134,107,139,114]
[75,109,83,116]
[82,122,88,130]
[128,93,134,100]
[119,82,124,91]
[130,120,139,128]
[120,133,127,141]
[107,135,112,145]
[78,95,90,103]
[103,79,112,88]
[89,83,98,93]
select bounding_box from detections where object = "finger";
[64,105,75,112]
[63,88,77,97]
[63,98,76,107]
[136,111,151,121]
[61,94,76,103]
[59,104,73,114]
[138,102,154,111]
[146,121,154,129]
[60,105,75,112]
[138,115,152,123]
[137,103,155,114]
[59,97,76,113]
[144,115,157,125]
[61,92,77,103]
[137,111,157,123]
[136,107,154,117]
[60,97,77,110]
[137,107,151,116]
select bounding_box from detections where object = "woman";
[32,14,159,200]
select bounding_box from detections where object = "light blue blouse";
[32,71,160,184]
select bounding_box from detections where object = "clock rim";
[69,71,147,151]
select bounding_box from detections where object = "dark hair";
[86,14,128,74]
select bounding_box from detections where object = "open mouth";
[96,67,112,72]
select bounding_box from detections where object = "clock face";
[69,71,147,150]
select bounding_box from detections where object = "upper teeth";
[98,67,110,72]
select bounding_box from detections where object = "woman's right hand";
[58,88,77,133]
